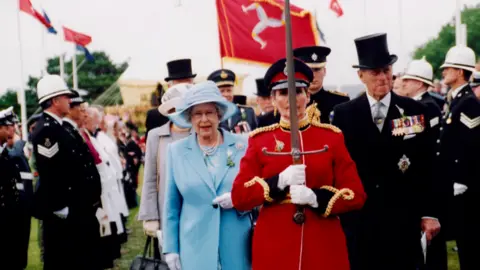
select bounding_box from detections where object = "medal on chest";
[398,154,411,173]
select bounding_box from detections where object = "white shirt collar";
[451,83,468,99]
[63,117,78,130]
[0,143,4,154]
[366,91,391,108]
[412,90,427,101]
[44,111,63,124]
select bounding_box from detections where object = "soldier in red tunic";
[231,58,366,270]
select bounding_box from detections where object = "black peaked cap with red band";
[264,58,313,91]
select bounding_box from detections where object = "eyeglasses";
[191,110,218,120]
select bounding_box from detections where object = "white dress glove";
[143,220,160,237]
[54,207,69,219]
[165,253,181,270]
[212,192,233,209]
[290,185,318,208]
[278,164,306,190]
[454,183,468,196]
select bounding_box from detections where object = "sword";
[262,0,329,225]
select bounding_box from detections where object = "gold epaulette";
[306,102,321,123]
[310,121,341,133]
[249,123,280,137]
[327,89,349,97]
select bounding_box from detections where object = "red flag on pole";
[330,0,344,17]
[19,0,56,32]
[216,0,320,65]
[63,26,92,47]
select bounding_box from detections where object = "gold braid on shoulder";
[306,102,321,123]
[310,121,341,133]
[249,123,280,137]
[320,186,354,217]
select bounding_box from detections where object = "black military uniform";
[333,33,439,270]
[436,84,480,269]
[293,46,350,123]
[0,111,24,269]
[207,69,258,133]
[255,78,280,128]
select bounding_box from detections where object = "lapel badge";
[220,71,228,79]
[398,154,411,173]
[446,113,452,124]
[235,142,245,150]
[311,53,318,61]
[44,138,51,147]
[273,135,284,152]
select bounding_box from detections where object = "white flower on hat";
[158,83,193,116]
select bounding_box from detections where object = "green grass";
[26,166,461,269]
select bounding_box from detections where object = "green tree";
[0,50,127,121]
[413,6,480,79]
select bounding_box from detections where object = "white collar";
[44,111,63,124]
[63,117,78,130]
[0,143,4,154]
[366,91,391,108]
[451,83,468,99]
[412,90,428,101]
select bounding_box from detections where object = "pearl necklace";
[199,130,221,157]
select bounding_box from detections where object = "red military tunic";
[232,118,366,270]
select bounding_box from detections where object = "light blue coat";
[162,130,251,270]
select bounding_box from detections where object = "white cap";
[37,74,76,104]
[402,56,434,86]
[158,83,194,116]
[440,45,476,72]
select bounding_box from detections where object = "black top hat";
[165,59,197,82]
[255,78,270,97]
[264,58,313,91]
[233,95,247,105]
[352,33,397,69]
[293,46,331,68]
[207,69,236,87]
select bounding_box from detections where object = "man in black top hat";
[207,69,257,134]
[145,59,196,137]
[294,46,349,124]
[332,33,441,270]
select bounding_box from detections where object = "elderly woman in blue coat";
[162,81,251,270]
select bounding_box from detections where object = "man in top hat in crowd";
[436,45,480,270]
[469,70,480,99]
[256,78,280,127]
[145,59,196,137]
[31,74,104,270]
[332,33,441,270]
[208,69,257,134]
[0,108,26,269]
[402,57,447,270]
[294,46,350,124]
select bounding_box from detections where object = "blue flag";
[42,10,57,34]
[76,45,95,62]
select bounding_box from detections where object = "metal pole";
[66,58,86,81]
[456,0,462,45]
[16,2,28,141]
[72,45,78,89]
[60,53,65,79]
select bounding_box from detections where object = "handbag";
[130,236,168,270]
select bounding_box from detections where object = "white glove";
[54,207,69,219]
[278,164,306,190]
[96,208,108,222]
[454,183,468,196]
[143,220,160,237]
[165,253,181,270]
[212,192,233,209]
[290,185,318,208]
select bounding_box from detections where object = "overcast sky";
[1,0,479,96]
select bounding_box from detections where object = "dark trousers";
[423,233,447,270]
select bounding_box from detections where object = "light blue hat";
[168,81,238,128]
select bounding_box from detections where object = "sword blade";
[284,0,301,164]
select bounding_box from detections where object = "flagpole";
[72,44,78,89]
[60,53,65,79]
[455,0,462,45]
[16,2,28,141]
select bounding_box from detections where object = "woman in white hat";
[139,83,193,239]
[162,81,251,270]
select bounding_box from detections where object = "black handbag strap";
[140,236,160,269]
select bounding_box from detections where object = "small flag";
[42,10,57,34]
[76,45,95,62]
[63,26,92,47]
[330,0,344,17]
[19,0,57,34]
